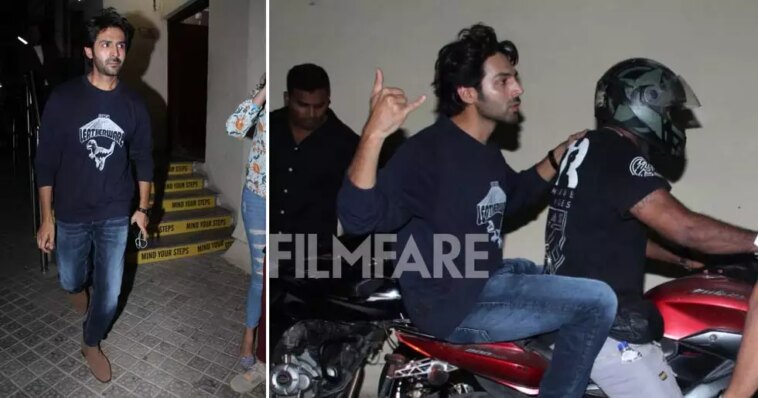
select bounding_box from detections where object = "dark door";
[167,10,208,161]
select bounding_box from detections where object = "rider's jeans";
[445,258,617,398]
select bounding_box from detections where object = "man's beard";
[474,89,521,124]
[94,58,122,77]
[476,100,521,124]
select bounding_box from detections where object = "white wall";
[206,0,267,271]
[271,0,758,289]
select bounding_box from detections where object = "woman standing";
[225,75,266,392]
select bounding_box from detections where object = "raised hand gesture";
[362,68,426,140]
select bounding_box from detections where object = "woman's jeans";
[242,187,265,329]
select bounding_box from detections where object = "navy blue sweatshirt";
[337,117,550,338]
[35,76,154,223]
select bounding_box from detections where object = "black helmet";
[595,58,700,157]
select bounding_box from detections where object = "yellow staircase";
[128,161,235,264]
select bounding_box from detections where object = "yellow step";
[152,175,205,194]
[150,189,217,213]
[168,162,194,176]
[132,237,234,264]
[152,208,233,237]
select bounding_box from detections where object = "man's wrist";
[547,149,560,172]
[361,127,388,142]
[555,140,569,154]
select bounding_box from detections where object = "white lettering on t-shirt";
[79,114,125,171]
[629,156,659,178]
[476,181,506,249]
[558,138,590,189]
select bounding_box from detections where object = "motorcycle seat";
[519,332,556,360]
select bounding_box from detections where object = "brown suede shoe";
[81,343,111,383]
[68,289,89,316]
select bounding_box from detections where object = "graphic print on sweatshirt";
[79,114,124,171]
[476,181,507,249]
[545,138,589,273]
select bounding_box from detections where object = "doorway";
[167,0,209,161]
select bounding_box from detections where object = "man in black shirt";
[270,64,359,252]
[35,9,153,383]
[545,58,758,397]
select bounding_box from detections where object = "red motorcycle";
[378,262,755,398]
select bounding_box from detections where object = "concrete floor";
[0,155,265,397]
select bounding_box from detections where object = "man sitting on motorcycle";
[544,57,758,397]
[338,23,618,398]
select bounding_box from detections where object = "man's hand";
[536,129,588,181]
[682,259,706,271]
[362,69,426,140]
[553,129,588,160]
[36,221,55,254]
[131,211,148,240]
[347,69,426,190]
[258,72,266,90]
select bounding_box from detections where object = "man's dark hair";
[286,63,331,95]
[432,23,519,117]
[84,7,135,51]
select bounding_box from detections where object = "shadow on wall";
[108,12,170,334]
[119,12,172,241]
[120,12,169,164]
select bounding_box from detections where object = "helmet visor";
[677,75,700,109]
[669,75,701,130]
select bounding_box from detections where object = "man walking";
[35,8,153,383]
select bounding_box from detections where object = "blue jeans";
[242,187,265,329]
[56,216,129,347]
[446,258,617,398]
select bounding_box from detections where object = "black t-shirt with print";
[544,128,670,297]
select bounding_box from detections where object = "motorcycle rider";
[544,57,758,397]
[338,23,617,398]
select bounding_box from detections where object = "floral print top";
[227,92,266,198]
